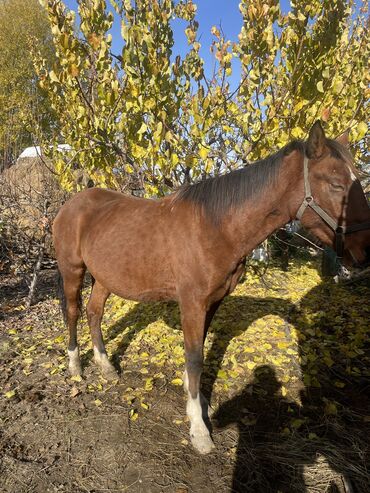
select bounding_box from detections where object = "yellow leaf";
[334,381,345,388]
[217,370,227,379]
[94,399,102,406]
[5,390,16,398]
[308,433,318,440]
[278,341,290,349]
[49,70,59,83]
[291,418,305,429]
[291,127,303,139]
[356,121,367,140]
[144,377,154,391]
[137,123,147,135]
[199,146,209,160]
[70,375,82,382]
[171,378,183,386]
[324,401,337,415]
[316,81,324,93]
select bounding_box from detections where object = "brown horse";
[53,122,370,454]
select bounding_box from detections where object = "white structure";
[17,144,72,161]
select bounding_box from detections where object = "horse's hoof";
[69,363,82,377]
[190,434,215,454]
[102,365,119,381]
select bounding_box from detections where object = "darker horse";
[53,122,370,454]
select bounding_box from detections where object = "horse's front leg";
[180,300,215,454]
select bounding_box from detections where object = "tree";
[0,0,57,170]
[35,0,369,193]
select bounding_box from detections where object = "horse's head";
[295,121,370,267]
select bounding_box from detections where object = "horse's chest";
[208,261,246,302]
[225,261,246,294]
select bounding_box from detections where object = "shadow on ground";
[100,277,369,492]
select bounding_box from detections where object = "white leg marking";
[183,369,189,393]
[93,346,117,379]
[68,347,82,376]
[184,370,213,416]
[187,391,214,454]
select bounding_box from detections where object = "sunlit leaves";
[33,0,370,192]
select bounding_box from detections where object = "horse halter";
[296,156,370,260]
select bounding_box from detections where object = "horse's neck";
[223,153,303,259]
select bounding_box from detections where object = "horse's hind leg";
[60,265,86,376]
[86,281,116,380]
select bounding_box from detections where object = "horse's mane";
[173,141,302,224]
[173,138,353,224]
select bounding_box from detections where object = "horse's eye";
[330,183,345,191]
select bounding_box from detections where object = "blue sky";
[63,0,293,87]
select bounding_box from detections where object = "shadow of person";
[214,365,306,493]
[289,276,370,492]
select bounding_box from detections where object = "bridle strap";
[296,155,370,259]
[296,156,339,231]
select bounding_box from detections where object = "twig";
[26,200,50,309]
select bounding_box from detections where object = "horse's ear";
[306,120,326,159]
[336,129,350,148]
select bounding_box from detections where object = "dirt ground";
[0,261,369,493]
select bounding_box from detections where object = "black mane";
[174,141,305,224]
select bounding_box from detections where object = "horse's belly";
[111,285,176,302]
[86,248,176,302]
